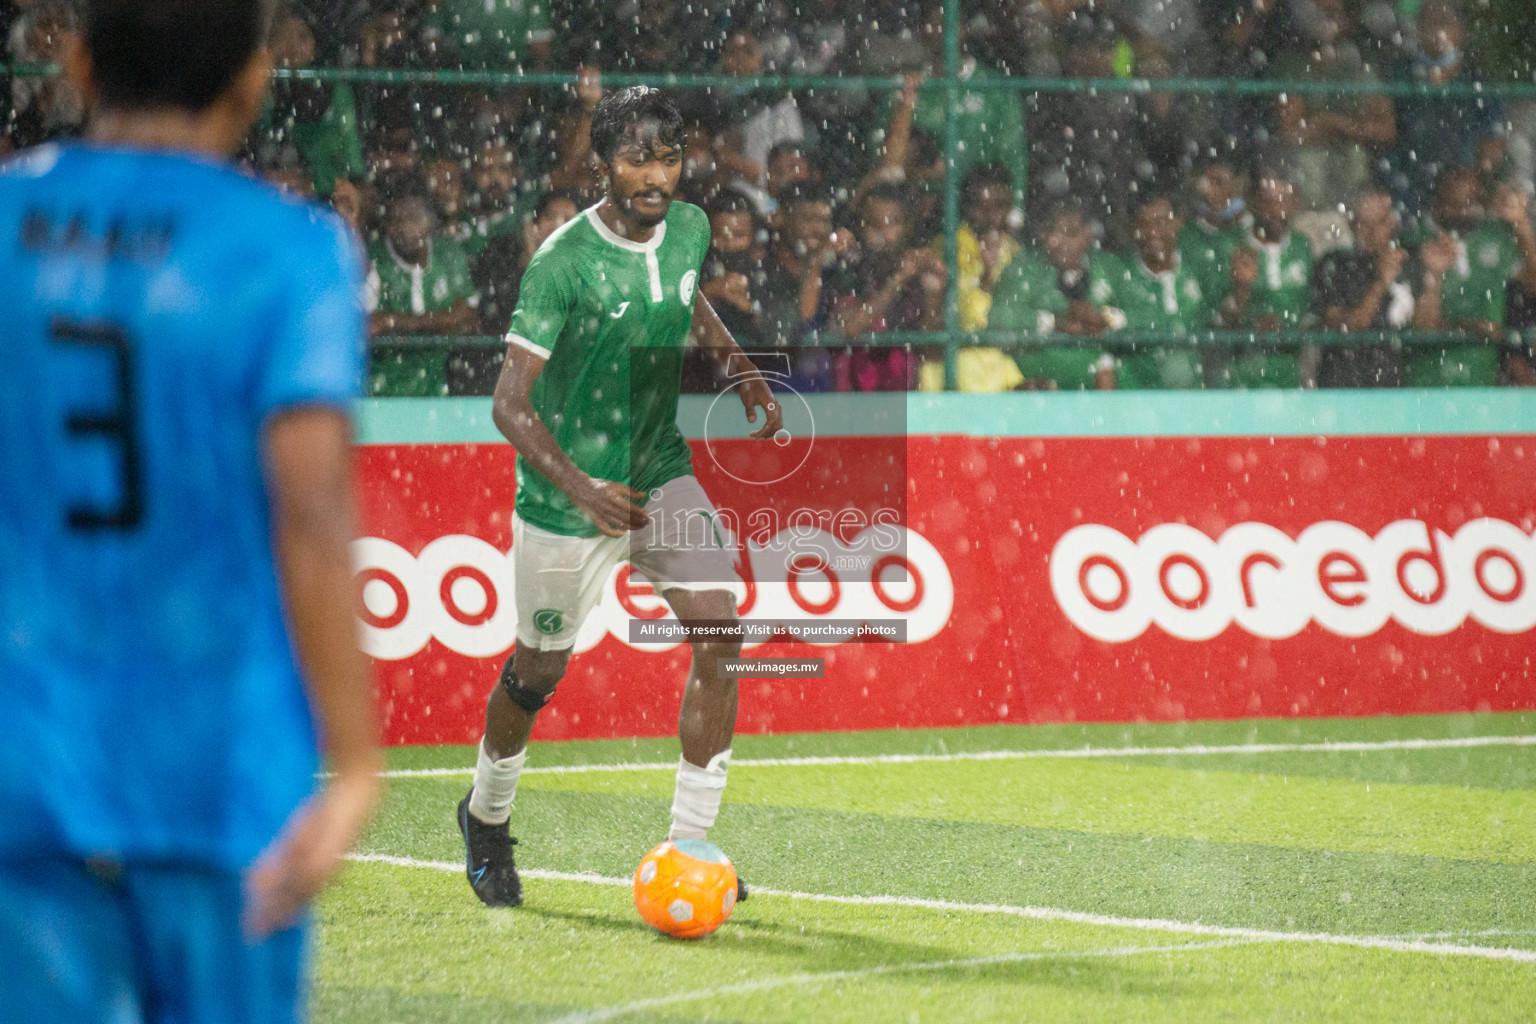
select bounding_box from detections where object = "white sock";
[467,740,527,825]
[668,749,730,841]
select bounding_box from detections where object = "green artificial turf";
[315,713,1536,1022]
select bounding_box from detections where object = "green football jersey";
[873,59,1027,203]
[368,236,478,315]
[1437,221,1520,324]
[457,209,521,258]
[1405,221,1520,387]
[989,248,1111,390]
[1224,231,1313,389]
[508,202,711,537]
[1178,218,1247,310]
[425,0,553,68]
[366,236,480,398]
[289,83,365,198]
[1091,254,1212,390]
[1233,230,1313,327]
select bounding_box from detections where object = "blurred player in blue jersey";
[0,2,381,1022]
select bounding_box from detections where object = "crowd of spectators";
[6,0,1536,391]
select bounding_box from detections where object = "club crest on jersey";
[679,270,698,305]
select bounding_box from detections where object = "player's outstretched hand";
[740,376,784,440]
[576,477,651,536]
[245,760,382,937]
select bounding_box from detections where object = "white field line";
[345,853,1536,965]
[1385,930,1536,945]
[379,733,1536,779]
[541,939,1260,1024]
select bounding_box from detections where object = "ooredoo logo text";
[353,526,953,660]
[1051,519,1534,642]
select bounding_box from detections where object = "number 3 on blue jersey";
[49,317,143,532]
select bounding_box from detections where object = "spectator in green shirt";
[260,9,366,198]
[459,141,532,258]
[425,0,553,70]
[458,144,567,332]
[871,1,1026,206]
[1220,174,1315,388]
[1092,194,1215,390]
[1179,161,1251,311]
[289,82,365,198]
[368,180,480,333]
[989,203,1117,391]
[1409,166,1536,386]
[366,178,481,396]
[448,188,580,396]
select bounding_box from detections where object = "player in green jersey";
[457,87,784,908]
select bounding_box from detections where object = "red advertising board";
[356,434,1536,746]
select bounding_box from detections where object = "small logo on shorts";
[697,511,725,549]
[533,609,565,635]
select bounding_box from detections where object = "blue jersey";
[0,144,364,870]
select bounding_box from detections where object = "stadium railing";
[10,50,1536,393]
